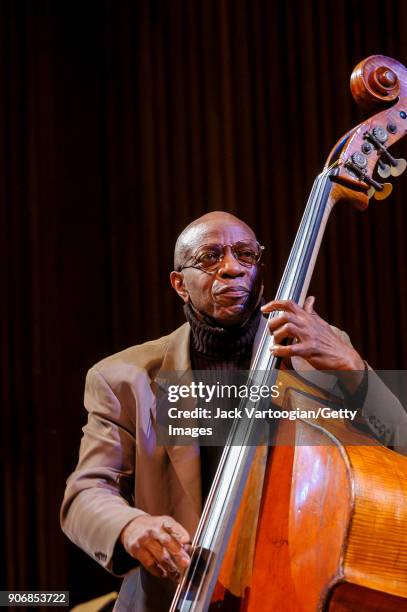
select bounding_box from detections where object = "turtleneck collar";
[183,302,261,361]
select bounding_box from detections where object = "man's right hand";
[120,515,191,580]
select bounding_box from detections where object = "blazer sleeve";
[60,367,147,575]
[338,331,407,456]
[349,365,407,456]
[292,327,407,456]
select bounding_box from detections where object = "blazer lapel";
[154,323,202,515]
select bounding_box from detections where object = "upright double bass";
[171,56,407,611]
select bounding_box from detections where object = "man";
[61,211,407,611]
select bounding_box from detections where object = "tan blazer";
[61,319,407,610]
[61,322,204,572]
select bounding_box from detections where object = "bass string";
[252,168,332,372]
[174,169,334,609]
[285,172,333,303]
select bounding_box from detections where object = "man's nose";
[217,248,245,277]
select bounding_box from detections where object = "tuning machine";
[366,182,393,200]
[379,154,407,177]
[346,156,393,200]
[364,128,407,178]
[390,157,407,177]
[377,159,391,179]
[362,172,393,200]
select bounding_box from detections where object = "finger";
[137,550,166,578]
[272,323,302,345]
[162,520,191,545]
[146,529,180,575]
[183,544,193,556]
[150,542,180,575]
[158,530,184,552]
[267,313,293,333]
[272,343,307,358]
[156,533,190,568]
[304,295,316,314]
[161,522,191,567]
[261,299,300,314]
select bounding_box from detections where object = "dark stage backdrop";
[1,0,406,606]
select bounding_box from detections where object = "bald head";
[174,211,257,270]
[170,211,263,326]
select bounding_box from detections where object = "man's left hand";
[261,296,365,372]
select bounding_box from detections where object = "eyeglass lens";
[193,241,262,270]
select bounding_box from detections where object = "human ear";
[170,271,190,303]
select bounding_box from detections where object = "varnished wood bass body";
[212,371,407,611]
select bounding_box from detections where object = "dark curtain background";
[1,0,406,606]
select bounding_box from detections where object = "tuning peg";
[367,182,393,200]
[365,130,407,178]
[390,158,407,177]
[378,159,391,178]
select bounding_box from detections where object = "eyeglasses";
[177,240,265,273]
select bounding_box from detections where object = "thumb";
[304,295,316,314]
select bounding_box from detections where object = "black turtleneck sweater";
[184,303,262,501]
[184,303,261,371]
